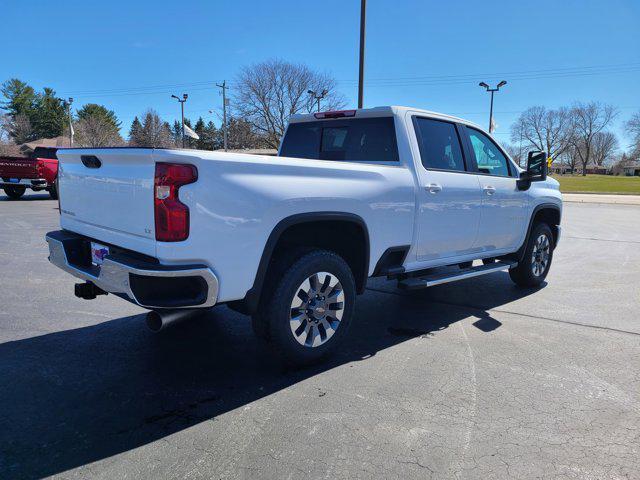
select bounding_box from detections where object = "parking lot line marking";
[458,322,477,462]
[564,235,640,245]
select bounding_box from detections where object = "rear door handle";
[483,186,496,195]
[426,183,442,194]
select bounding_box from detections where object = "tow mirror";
[517,151,548,190]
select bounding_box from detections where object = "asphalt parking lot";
[1,193,639,479]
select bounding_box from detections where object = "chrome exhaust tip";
[145,309,202,332]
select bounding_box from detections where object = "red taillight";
[314,110,357,119]
[35,158,44,177]
[154,163,197,242]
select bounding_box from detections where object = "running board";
[398,261,517,290]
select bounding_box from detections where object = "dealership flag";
[183,124,200,140]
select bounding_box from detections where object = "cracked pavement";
[1,193,639,479]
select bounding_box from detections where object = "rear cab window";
[31,147,58,160]
[280,117,399,163]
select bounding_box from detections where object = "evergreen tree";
[172,120,182,146]
[183,118,195,148]
[135,109,173,147]
[73,103,123,147]
[77,104,121,130]
[128,116,142,145]
[194,117,207,150]
[1,78,36,117]
[30,88,66,139]
[207,121,222,150]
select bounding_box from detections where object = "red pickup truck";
[0,147,59,200]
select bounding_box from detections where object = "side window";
[413,117,466,172]
[467,128,510,177]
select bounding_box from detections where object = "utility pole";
[358,0,366,109]
[478,81,507,133]
[307,89,328,112]
[216,81,228,151]
[171,94,188,147]
[67,97,74,147]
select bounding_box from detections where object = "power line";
[338,65,640,87]
[340,61,640,83]
[60,80,228,96]
[57,62,640,99]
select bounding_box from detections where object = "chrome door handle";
[483,186,496,195]
[426,183,442,194]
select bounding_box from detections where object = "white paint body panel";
[55,106,562,303]
[475,175,528,251]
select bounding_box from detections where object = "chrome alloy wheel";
[289,272,345,348]
[531,234,551,277]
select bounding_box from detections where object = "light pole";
[307,89,328,112]
[358,0,366,109]
[67,97,74,147]
[478,80,507,133]
[171,93,188,147]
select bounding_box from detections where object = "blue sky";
[3,0,639,147]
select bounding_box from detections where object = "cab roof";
[289,106,484,131]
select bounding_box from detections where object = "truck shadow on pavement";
[0,193,52,202]
[0,274,541,479]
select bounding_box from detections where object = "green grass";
[551,174,640,194]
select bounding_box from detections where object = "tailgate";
[0,157,38,179]
[57,148,157,256]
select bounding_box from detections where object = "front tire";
[509,223,554,287]
[257,249,356,365]
[3,185,26,199]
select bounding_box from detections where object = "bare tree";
[590,131,618,167]
[502,142,525,167]
[2,113,33,145]
[226,116,267,149]
[129,109,173,148]
[510,106,573,160]
[625,110,640,157]
[234,59,346,148]
[75,115,123,147]
[0,114,10,143]
[0,114,21,155]
[570,102,617,175]
[556,138,586,175]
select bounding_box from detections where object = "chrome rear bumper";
[1,178,48,187]
[45,230,218,309]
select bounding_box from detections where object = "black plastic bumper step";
[398,261,517,290]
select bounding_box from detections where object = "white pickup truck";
[46,106,561,363]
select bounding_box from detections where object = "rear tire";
[48,183,58,200]
[509,223,554,287]
[255,249,356,365]
[3,185,26,199]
